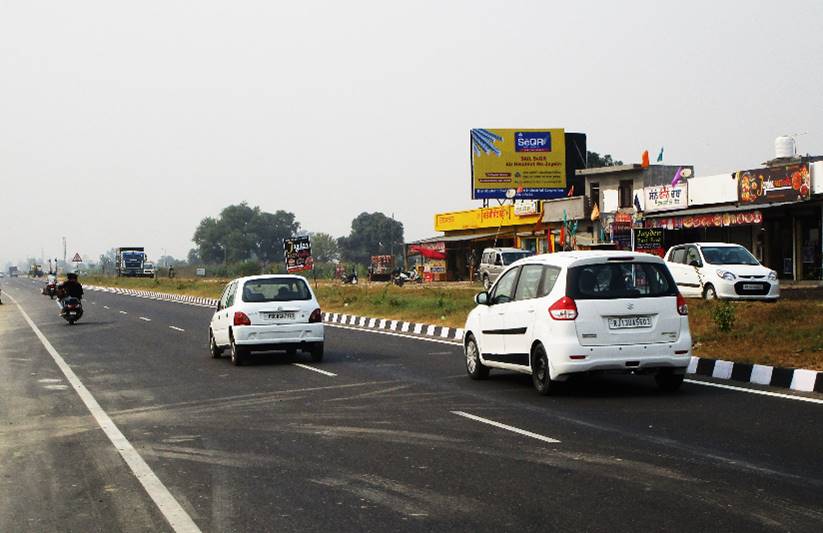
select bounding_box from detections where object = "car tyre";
[209,330,223,359]
[230,336,247,366]
[703,284,717,300]
[655,371,684,393]
[310,342,324,363]
[531,344,554,396]
[464,335,489,380]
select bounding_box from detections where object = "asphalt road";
[2,276,822,532]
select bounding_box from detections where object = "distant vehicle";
[116,247,150,277]
[29,264,44,277]
[478,247,534,289]
[464,251,691,394]
[8,266,18,277]
[209,275,324,366]
[142,262,156,278]
[664,243,779,300]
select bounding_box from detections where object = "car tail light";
[549,296,578,320]
[233,311,251,326]
[676,293,688,316]
[309,308,322,323]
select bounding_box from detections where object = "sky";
[2,0,822,264]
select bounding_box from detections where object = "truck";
[8,266,19,277]
[116,247,149,277]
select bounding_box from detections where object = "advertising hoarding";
[471,128,566,199]
[284,236,313,273]
[435,205,542,232]
[737,163,810,204]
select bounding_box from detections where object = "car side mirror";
[475,292,490,305]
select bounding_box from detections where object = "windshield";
[502,251,533,265]
[242,278,311,302]
[701,246,759,266]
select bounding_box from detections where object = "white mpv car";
[664,243,779,300]
[463,251,692,394]
[209,275,324,366]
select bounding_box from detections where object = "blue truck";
[116,247,153,277]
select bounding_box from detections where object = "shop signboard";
[644,183,687,212]
[514,200,540,216]
[435,205,541,232]
[633,228,665,257]
[471,128,566,199]
[737,163,810,205]
[644,210,763,229]
[284,236,313,273]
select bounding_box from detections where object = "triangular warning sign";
[71,253,83,262]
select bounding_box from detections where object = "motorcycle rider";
[57,272,84,311]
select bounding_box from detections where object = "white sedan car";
[664,243,779,300]
[463,251,692,394]
[209,275,324,366]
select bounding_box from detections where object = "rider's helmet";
[66,272,78,281]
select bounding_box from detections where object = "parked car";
[209,275,324,366]
[478,247,534,289]
[464,251,692,394]
[663,243,779,300]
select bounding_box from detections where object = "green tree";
[338,212,404,265]
[98,248,116,275]
[587,151,623,168]
[311,232,340,263]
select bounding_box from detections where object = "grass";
[80,276,823,371]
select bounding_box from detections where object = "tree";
[191,202,301,265]
[338,212,404,265]
[587,151,623,168]
[98,248,116,275]
[311,232,340,263]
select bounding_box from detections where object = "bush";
[712,300,736,333]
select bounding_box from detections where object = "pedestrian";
[168,265,176,279]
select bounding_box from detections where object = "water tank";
[775,136,796,159]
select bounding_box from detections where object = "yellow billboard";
[471,128,566,199]
[435,205,542,232]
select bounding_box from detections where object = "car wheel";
[230,336,246,366]
[655,371,684,393]
[464,335,489,379]
[703,284,717,300]
[482,275,491,290]
[209,330,223,359]
[531,344,554,395]
[310,343,324,363]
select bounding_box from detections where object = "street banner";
[737,163,810,204]
[471,128,566,199]
[284,236,313,273]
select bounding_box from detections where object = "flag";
[641,150,650,169]
[671,166,683,187]
[633,193,642,213]
[567,185,574,197]
[656,147,664,162]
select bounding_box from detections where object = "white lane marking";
[326,322,462,347]
[4,292,202,533]
[103,305,110,309]
[139,317,152,322]
[452,411,561,444]
[169,326,185,332]
[684,379,823,405]
[119,311,128,315]
[292,363,337,377]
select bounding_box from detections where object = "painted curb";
[84,284,821,394]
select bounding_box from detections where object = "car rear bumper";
[234,323,324,348]
[548,337,692,380]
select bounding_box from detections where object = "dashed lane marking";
[119,311,128,315]
[139,317,152,322]
[103,305,110,309]
[292,363,337,377]
[169,326,185,332]
[452,411,561,444]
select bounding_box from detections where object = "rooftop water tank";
[775,136,796,159]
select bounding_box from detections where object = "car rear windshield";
[566,262,677,299]
[242,278,311,302]
[701,246,759,265]
[502,251,533,265]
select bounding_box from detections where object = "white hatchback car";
[209,275,324,366]
[664,243,779,300]
[463,251,692,394]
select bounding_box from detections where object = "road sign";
[71,253,82,263]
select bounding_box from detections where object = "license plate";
[265,312,295,320]
[743,283,761,290]
[608,316,652,329]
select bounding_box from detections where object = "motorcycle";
[45,281,57,299]
[342,271,358,285]
[392,269,422,287]
[60,297,83,325]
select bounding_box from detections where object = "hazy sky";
[2,0,822,263]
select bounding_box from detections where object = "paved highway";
[1,277,822,532]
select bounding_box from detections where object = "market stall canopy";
[408,245,446,260]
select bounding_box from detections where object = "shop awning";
[644,201,795,219]
[408,231,509,244]
[408,245,446,260]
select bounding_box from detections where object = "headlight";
[716,270,736,281]
[768,271,777,281]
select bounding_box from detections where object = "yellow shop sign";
[435,205,542,232]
